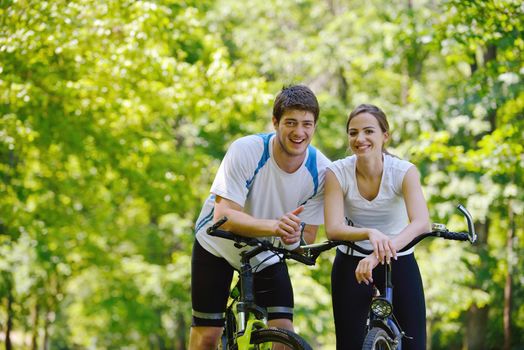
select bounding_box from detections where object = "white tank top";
[327,154,414,257]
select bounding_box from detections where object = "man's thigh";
[254,262,294,321]
[191,240,234,327]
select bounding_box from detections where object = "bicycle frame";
[361,204,476,349]
[300,204,477,350]
[232,249,270,349]
[366,264,403,349]
[208,219,316,350]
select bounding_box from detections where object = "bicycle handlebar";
[301,203,476,260]
[207,218,318,266]
[206,204,477,266]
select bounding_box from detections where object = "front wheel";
[233,328,312,350]
[362,327,396,350]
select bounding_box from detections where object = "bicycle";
[207,218,315,350]
[298,204,477,350]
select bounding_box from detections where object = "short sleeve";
[389,156,414,195]
[300,191,324,225]
[210,137,261,207]
[327,157,352,196]
[300,149,331,225]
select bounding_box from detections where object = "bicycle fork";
[367,264,406,349]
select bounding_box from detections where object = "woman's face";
[347,112,388,157]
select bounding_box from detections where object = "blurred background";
[1,0,522,349]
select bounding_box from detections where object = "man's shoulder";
[228,133,271,156]
[230,133,272,150]
[307,145,332,170]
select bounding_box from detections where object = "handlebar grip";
[288,252,316,266]
[438,231,469,241]
[207,227,236,241]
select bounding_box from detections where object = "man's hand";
[368,228,397,264]
[274,206,304,245]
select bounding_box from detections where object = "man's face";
[273,109,316,158]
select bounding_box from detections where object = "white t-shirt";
[195,133,331,271]
[328,154,414,257]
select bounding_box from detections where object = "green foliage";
[1,0,522,348]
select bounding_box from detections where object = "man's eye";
[286,121,296,126]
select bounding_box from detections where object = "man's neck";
[272,138,307,173]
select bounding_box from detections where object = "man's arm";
[302,224,318,244]
[213,195,303,245]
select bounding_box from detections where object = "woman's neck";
[355,154,384,180]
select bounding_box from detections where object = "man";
[189,85,330,349]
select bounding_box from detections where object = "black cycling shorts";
[191,239,294,327]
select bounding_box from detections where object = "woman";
[324,104,430,350]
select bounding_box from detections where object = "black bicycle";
[207,218,315,350]
[298,204,477,350]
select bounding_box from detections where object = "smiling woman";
[324,104,430,350]
[346,104,390,157]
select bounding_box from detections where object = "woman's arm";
[324,170,368,241]
[324,169,395,262]
[391,166,431,251]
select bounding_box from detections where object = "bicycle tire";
[362,327,395,350]
[231,328,312,350]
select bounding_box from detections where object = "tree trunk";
[426,317,432,350]
[5,289,13,350]
[31,301,40,350]
[466,304,489,350]
[43,310,51,350]
[337,66,348,104]
[175,311,187,350]
[503,203,515,350]
[465,221,490,350]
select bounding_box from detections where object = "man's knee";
[268,318,294,331]
[189,326,222,350]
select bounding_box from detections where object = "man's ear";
[272,116,278,129]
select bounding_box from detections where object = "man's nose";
[294,124,306,135]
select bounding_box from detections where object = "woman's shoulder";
[385,153,414,172]
[329,154,356,169]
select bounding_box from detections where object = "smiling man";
[189,85,331,349]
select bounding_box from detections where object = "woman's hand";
[355,254,380,285]
[367,228,397,264]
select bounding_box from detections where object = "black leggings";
[331,250,426,350]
